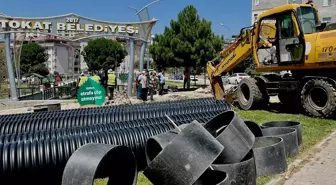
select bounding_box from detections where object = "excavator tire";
[237,78,263,110]
[301,79,336,118]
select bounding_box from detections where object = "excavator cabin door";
[277,11,305,65]
[256,10,305,66]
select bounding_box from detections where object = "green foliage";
[20,43,49,76]
[82,38,128,71]
[150,5,224,69]
[30,63,50,76]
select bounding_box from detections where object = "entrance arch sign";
[0,14,157,99]
[0,13,156,41]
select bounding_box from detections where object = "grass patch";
[95,108,336,185]
[236,108,336,185]
[165,80,184,87]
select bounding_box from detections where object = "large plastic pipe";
[203,110,255,164]
[62,143,137,185]
[144,122,224,185]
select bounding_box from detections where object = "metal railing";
[17,82,77,101]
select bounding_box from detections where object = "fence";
[15,73,134,101]
[17,82,77,101]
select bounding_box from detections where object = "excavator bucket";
[207,62,225,100]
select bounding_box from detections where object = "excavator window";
[256,10,305,66]
[277,11,305,64]
[257,18,277,65]
[297,6,318,34]
[279,14,295,39]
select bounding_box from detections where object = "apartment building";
[251,0,335,24]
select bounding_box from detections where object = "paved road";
[282,131,336,185]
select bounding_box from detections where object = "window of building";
[287,0,301,4]
[254,14,258,22]
[322,17,332,23]
[255,0,259,6]
[323,0,331,6]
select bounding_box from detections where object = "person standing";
[140,71,149,101]
[107,69,117,102]
[183,70,189,89]
[148,71,157,101]
[158,72,165,96]
[135,71,142,99]
[99,69,107,91]
[78,72,88,87]
[55,74,62,86]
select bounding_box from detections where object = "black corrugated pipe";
[0,98,227,122]
[0,111,221,144]
[0,113,221,177]
[0,122,174,179]
[0,107,227,136]
[0,101,231,133]
[0,99,228,124]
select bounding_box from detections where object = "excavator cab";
[255,6,306,69]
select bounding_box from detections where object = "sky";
[0,0,252,39]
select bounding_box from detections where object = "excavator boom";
[207,26,254,100]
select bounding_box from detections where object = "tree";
[149,5,224,71]
[81,38,128,71]
[20,43,49,76]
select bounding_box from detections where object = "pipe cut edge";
[261,121,302,145]
[212,152,257,185]
[204,110,255,164]
[261,127,299,157]
[61,143,137,185]
[252,136,288,176]
[144,122,224,185]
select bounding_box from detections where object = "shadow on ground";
[266,103,304,114]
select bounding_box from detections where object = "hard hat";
[80,72,84,76]
[108,69,113,73]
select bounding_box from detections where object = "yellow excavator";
[207,2,336,118]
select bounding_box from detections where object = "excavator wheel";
[237,78,264,110]
[301,79,336,118]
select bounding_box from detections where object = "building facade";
[9,33,81,76]
[251,0,335,24]
[40,41,81,75]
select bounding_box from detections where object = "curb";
[266,130,336,185]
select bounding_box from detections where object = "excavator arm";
[207,26,256,100]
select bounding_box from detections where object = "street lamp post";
[219,23,230,31]
[128,0,159,71]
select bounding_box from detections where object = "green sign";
[77,78,106,106]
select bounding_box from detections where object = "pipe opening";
[146,138,164,163]
[203,111,235,137]
[94,147,137,185]
[262,121,300,128]
[253,137,282,149]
